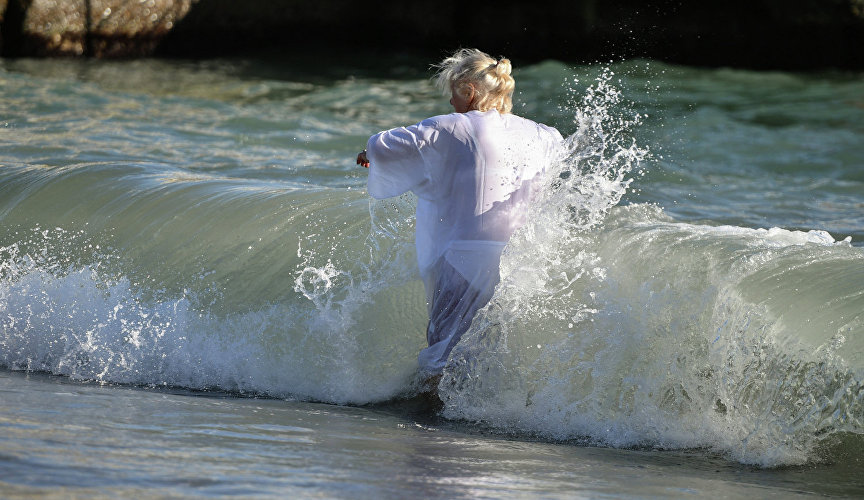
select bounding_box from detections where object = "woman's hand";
[356,150,370,168]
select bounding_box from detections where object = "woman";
[357,48,563,377]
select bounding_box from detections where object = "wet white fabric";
[367,109,563,374]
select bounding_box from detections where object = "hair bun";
[493,58,512,78]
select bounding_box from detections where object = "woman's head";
[434,48,515,114]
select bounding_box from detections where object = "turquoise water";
[1,55,863,497]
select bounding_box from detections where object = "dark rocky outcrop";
[2,0,863,69]
[1,0,192,57]
[0,0,8,54]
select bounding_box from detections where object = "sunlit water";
[1,55,863,497]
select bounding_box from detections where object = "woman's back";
[437,109,562,244]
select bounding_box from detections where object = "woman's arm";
[364,122,433,199]
[361,114,459,200]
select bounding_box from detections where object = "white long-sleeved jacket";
[367,109,563,373]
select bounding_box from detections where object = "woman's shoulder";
[503,113,563,140]
[416,111,561,141]
[410,113,473,140]
[419,112,470,128]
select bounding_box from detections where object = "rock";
[21,0,87,56]
[89,0,194,58]
[3,0,193,57]
[0,0,7,53]
[1,0,863,68]
[156,0,864,70]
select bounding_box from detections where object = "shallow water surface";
[2,371,862,498]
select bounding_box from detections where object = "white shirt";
[367,109,563,295]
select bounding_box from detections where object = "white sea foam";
[440,206,864,465]
[0,228,423,404]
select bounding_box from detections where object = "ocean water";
[0,54,862,497]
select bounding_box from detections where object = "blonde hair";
[433,48,515,114]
